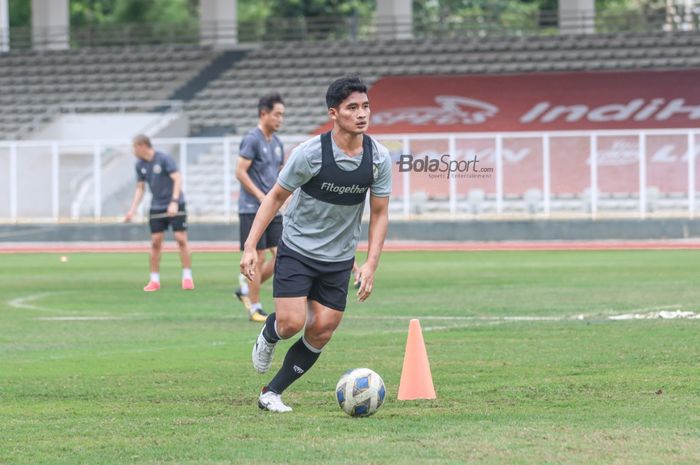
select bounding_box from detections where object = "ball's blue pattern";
[336,368,386,417]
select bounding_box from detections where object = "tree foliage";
[8,0,30,27]
[267,0,374,18]
[9,0,198,27]
[7,0,665,28]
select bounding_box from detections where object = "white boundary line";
[8,341,230,364]
[6,293,62,312]
[348,304,695,328]
[350,315,583,322]
[5,292,696,326]
[35,316,126,321]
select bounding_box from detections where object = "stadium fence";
[0,128,698,223]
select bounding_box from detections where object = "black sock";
[262,313,280,343]
[267,337,322,394]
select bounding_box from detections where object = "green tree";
[268,0,375,18]
[70,0,116,27]
[238,0,272,24]
[8,0,30,27]
[9,0,199,27]
[111,0,197,23]
[7,0,671,31]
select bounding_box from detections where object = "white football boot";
[252,326,277,373]
[258,388,292,413]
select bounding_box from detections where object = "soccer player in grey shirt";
[125,135,194,292]
[241,76,392,412]
[235,93,285,322]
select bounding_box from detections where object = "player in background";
[235,93,286,322]
[125,134,194,291]
[240,76,392,412]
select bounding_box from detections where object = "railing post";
[224,139,231,222]
[9,143,17,222]
[402,136,410,218]
[689,131,695,219]
[51,142,59,222]
[94,143,102,221]
[638,133,646,218]
[449,135,457,219]
[543,134,551,217]
[180,140,188,194]
[590,134,598,219]
[495,134,503,215]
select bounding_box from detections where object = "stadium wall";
[1,219,700,243]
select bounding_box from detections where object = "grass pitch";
[1,250,700,465]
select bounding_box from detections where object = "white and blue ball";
[335,368,386,417]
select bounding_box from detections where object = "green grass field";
[1,250,700,465]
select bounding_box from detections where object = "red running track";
[2,240,700,254]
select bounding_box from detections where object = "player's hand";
[240,247,258,281]
[354,263,375,302]
[124,210,134,223]
[167,202,178,217]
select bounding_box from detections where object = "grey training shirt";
[135,150,185,210]
[277,134,392,262]
[238,127,285,214]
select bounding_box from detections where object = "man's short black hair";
[133,134,151,148]
[258,92,284,117]
[326,75,368,109]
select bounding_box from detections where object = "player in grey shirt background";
[240,76,392,413]
[235,93,285,322]
[126,134,194,292]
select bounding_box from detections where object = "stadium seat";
[0,44,216,140]
[3,31,700,140]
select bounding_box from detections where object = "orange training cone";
[397,319,436,400]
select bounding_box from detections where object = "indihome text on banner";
[321,70,700,133]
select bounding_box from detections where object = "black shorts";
[239,214,283,250]
[273,240,355,312]
[149,204,187,234]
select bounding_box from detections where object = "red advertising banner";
[315,70,700,133]
[378,133,700,200]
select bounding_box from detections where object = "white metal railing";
[0,129,698,223]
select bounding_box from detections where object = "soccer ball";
[335,368,386,417]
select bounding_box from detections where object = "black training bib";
[300,131,374,206]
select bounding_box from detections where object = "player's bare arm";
[167,172,182,217]
[236,156,266,202]
[125,181,145,222]
[356,195,389,302]
[240,183,292,280]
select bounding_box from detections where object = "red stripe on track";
[2,240,700,254]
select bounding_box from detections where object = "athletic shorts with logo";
[273,240,354,312]
[239,214,282,250]
[149,204,187,233]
